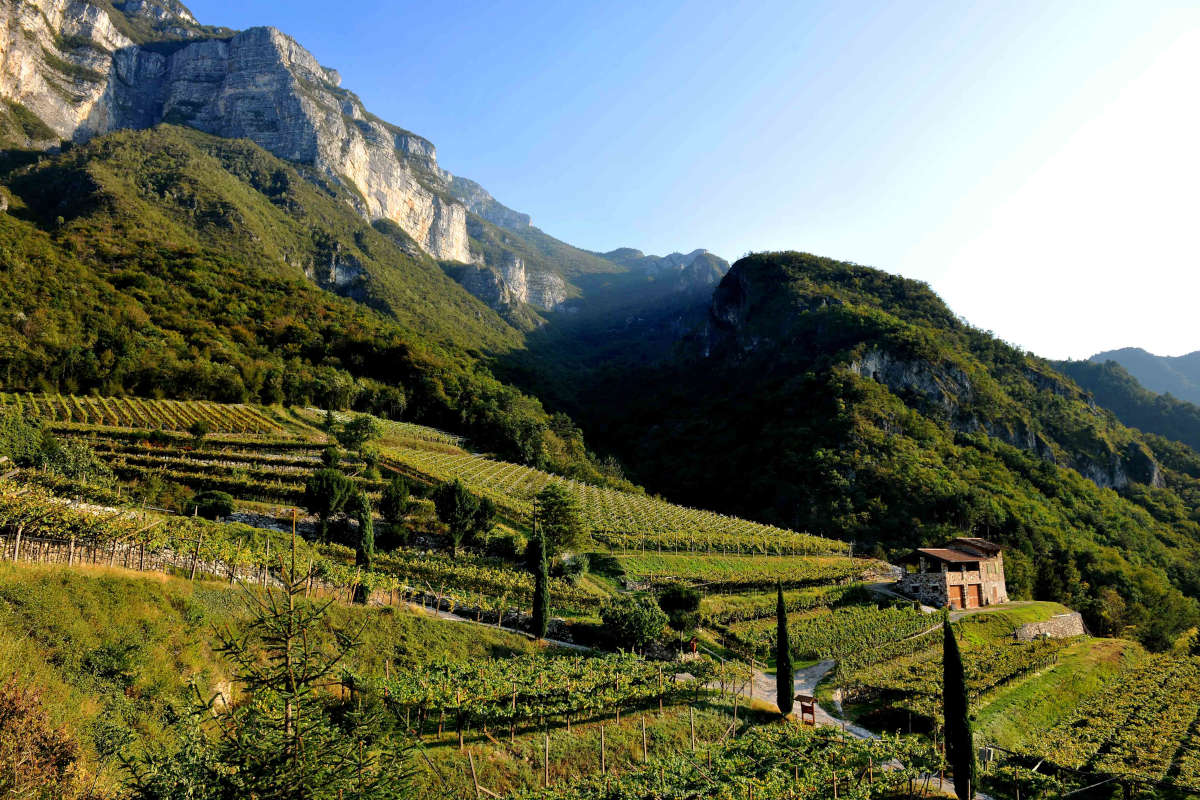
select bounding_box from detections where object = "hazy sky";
[187,0,1200,360]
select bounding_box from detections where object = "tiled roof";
[916,548,981,564]
[951,537,1003,554]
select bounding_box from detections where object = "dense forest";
[516,252,1200,649]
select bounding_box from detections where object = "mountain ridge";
[1088,347,1200,405]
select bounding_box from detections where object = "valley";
[0,0,1197,798]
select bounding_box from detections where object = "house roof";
[914,548,982,564]
[950,537,1003,555]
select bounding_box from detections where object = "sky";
[186,0,1200,360]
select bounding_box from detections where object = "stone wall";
[1015,612,1087,641]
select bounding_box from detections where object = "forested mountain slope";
[530,251,1200,648]
[0,125,611,475]
[1057,359,1200,452]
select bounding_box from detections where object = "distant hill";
[1090,348,1200,405]
[1057,359,1200,452]
[518,251,1200,650]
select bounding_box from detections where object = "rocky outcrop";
[0,0,473,261]
[448,176,531,230]
[849,348,974,417]
[457,253,567,314]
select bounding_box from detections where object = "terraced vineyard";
[385,447,850,556]
[0,392,290,436]
[615,552,873,592]
[724,604,937,668]
[1024,654,1200,786]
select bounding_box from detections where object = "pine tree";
[775,581,794,716]
[943,614,976,800]
[530,528,550,640]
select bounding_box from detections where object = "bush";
[486,531,526,561]
[657,583,701,637]
[554,554,590,584]
[0,677,79,795]
[191,490,235,521]
[600,596,667,651]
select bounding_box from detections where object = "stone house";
[895,537,1008,610]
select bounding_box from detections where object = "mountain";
[0,0,726,328]
[1057,359,1200,453]
[1088,347,1200,405]
[519,251,1200,649]
[0,0,727,481]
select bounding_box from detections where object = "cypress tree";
[776,580,794,716]
[351,491,374,604]
[531,531,550,640]
[943,614,976,799]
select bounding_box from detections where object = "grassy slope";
[0,562,536,790]
[974,637,1143,750]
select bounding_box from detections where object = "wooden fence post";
[600,724,606,775]
[641,714,648,763]
[189,530,203,581]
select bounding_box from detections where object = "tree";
[776,581,794,716]
[533,484,587,560]
[943,615,975,800]
[657,584,700,646]
[600,597,667,652]
[193,490,235,521]
[303,469,354,543]
[432,479,487,557]
[123,540,411,798]
[320,446,341,469]
[187,419,211,448]
[336,414,382,453]
[530,531,550,640]
[350,491,374,603]
[379,476,411,548]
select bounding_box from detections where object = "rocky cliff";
[458,253,567,315]
[0,0,471,260]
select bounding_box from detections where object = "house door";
[950,585,965,609]
[968,584,982,609]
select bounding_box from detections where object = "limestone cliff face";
[459,253,566,314]
[0,0,472,261]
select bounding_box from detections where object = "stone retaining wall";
[1015,611,1086,641]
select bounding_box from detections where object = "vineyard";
[381,652,711,735]
[0,483,595,616]
[383,446,850,556]
[615,553,873,592]
[840,636,1077,719]
[724,605,938,670]
[0,392,290,436]
[510,724,943,800]
[1020,654,1200,786]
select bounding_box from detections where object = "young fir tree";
[775,581,794,716]
[123,536,411,798]
[943,614,976,800]
[530,528,550,640]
